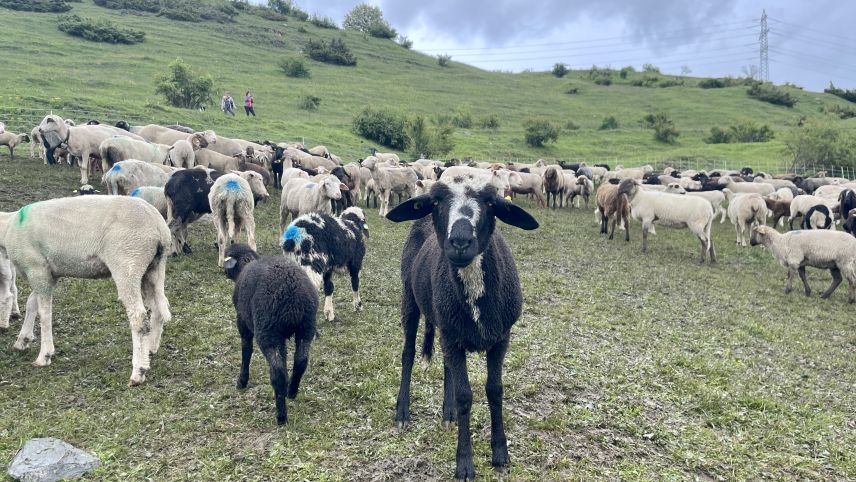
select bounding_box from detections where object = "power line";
[767,59,856,84]
[769,31,850,52]
[769,47,856,71]
[767,16,856,45]
[463,45,754,66]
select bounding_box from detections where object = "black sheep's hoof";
[492,451,510,469]
[236,379,248,390]
[182,243,193,255]
[455,460,476,481]
[276,415,287,426]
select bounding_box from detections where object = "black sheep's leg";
[442,358,457,425]
[322,271,335,322]
[785,269,794,294]
[348,262,362,312]
[395,290,420,428]
[798,266,812,296]
[820,267,842,299]
[237,321,253,389]
[486,336,510,469]
[446,346,475,480]
[288,333,312,398]
[260,341,289,426]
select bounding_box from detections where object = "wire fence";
[3,105,853,179]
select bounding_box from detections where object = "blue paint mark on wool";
[130,187,141,197]
[283,225,303,244]
[111,163,121,172]
[225,179,240,192]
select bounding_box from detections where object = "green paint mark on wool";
[16,204,32,227]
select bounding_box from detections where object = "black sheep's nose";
[450,237,471,251]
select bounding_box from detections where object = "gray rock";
[7,438,100,482]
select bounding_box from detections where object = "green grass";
[1,1,856,172]
[0,155,854,481]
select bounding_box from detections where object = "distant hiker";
[244,91,256,117]
[221,93,236,116]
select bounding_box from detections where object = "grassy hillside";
[1,0,855,173]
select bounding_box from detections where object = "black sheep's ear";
[492,196,539,230]
[224,257,238,271]
[386,194,433,222]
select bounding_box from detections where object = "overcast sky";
[265,0,856,91]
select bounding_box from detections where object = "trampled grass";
[0,154,854,481]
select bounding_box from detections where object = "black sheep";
[802,204,834,230]
[281,207,369,322]
[838,189,856,229]
[330,166,353,215]
[844,211,856,237]
[740,166,754,176]
[386,179,538,480]
[223,244,317,426]
[164,168,223,255]
[594,163,610,171]
[558,160,580,171]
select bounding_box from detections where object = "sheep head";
[386,177,538,268]
[223,243,260,281]
[616,178,639,198]
[750,225,777,246]
[38,114,69,165]
[236,171,269,204]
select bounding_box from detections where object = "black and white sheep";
[281,207,369,322]
[801,204,834,230]
[223,243,317,425]
[385,177,538,480]
[751,225,856,303]
[0,196,172,385]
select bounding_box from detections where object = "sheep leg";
[9,146,14,160]
[395,292,421,428]
[32,292,55,367]
[244,216,257,252]
[322,271,335,322]
[844,266,856,303]
[442,360,457,425]
[349,262,362,311]
[236,324,253,389]
[260,342,289,425]
[623,213,630,242]
[797,266,812,296]
[116,276,150,386]
[486,337,510,469]
[641,224,650,253]
[784,269,795,294]
[288,334,312,399]
[719,207,727,224]
[78,149,91,185]
[13,292,38,350]
[142,258,170,355]
[600,210,608,235]
[445,346,475,480]
[820,268,842,299]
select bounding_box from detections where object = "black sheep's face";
[386,177,539,269]
[223,243,260,281]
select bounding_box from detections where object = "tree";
[783,122,856,171]
[741,64,759,80]
[551,63,568,78]
[343,3,396,38]
[406,116,454,159]
[154,58,214,109]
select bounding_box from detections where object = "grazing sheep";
[595,182,630,241]
[238,160,272,187]
[280,175,347,232]
[725,192,768,247]
[168,133,209,168]
[0,196,171,385]
[802,204,834,230]
[767,187,795,203]
[385,177,538,480]
[566,175,594,208]
[720,176,775,196]
[750,225,856,303]
[0,131,30,160]
[194,148,241,172]
[102,159,180,195]
[788,195,838,230]
[223,243,317,425]
[370,150,400,165]
[618,179,716,263]
[209,172,269,267]
[763,197,791,229]
[542,165,565,209]
[38,114,145,184]
[282,207,369,322]
[164,168,224,255]
[130,186,168,219]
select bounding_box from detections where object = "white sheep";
[685,190,728,223]
[194,148,241,172]
[0,131,31,160]
[414,179,436,196]
[788,195,839,230]
[168,133,208,168]
[102,159,181,195]
[766,187,794,203]
[130,186,168,219]
[618,179,716,263]
[209,172,269,267]
[280,175,347,232]
[750,225,856,303]
[724,191,768,247]
[0,196,172,385]
[281,167,309,185]
[614,165,654,180]
[565,175,594,208]
[99,136,174,172]
[0,249,21,326]
[719,176,775,196]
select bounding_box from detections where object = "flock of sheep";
[2,114,856,480]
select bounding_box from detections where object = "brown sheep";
[595,183,630,241]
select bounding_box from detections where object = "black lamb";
[164,168,223,255]
[839,189,856,230]
[223,243,317,426]
[281,207,369,323]
[386,178,538,480]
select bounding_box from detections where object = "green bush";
[565,86,579,95]
[523,119,559,147]
[452,111,473,129]
[552,63,569,78]
[705,126,732,144]
[729,120,775,143]
[658,79,683,88]
[747,83,797,107]
[480,114,500,129]
[824,82,856,103]
[309,14,338,29]
[0,0,72,12]
[279,57,310,78]
[643,112,679,143]
[784,121,856,170]
[93,0,236,23]
[396,35,413,49]
[298,95,321,111]
[58,14,145,44]
[154,57,214,109]
[829,104,856,119]
[343,3,395,38]
[437,54,451,67]
[643,63,660,73]
[267,0,307,20]
[368,21,396,39]
[407,116,454,159]
[304,38,356,66]
[619,66,634,79]
[593,76,612,86]
[564,120,580,131]
[599,116,619,130]
[352,107,408,150]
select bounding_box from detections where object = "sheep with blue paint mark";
[281,207,368,322]
[102,159,181,195]
[208,171,270,267]
[131,186,168,219]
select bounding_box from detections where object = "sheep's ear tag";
[224,257,237,270]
